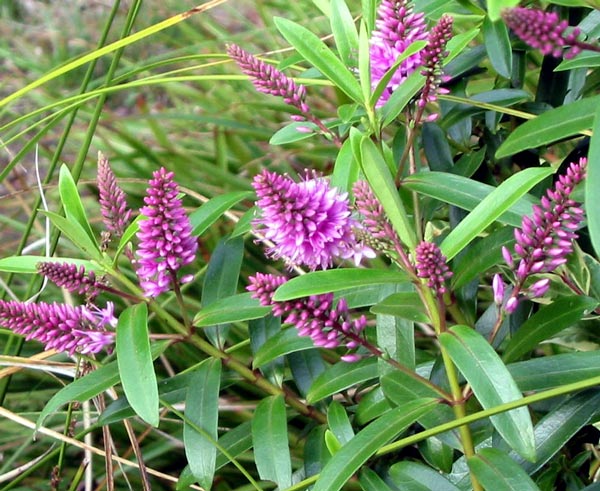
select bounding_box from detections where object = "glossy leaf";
[468,448,538,491]
[330,0,358,65]
[403,171,535,228]
[360,137,416,248]
[389,461,462,490]
[288,349,327,397]
[184,359,221,488]
[355,386,393,425]
[440,325,535,460]
[193,293,271,327]
[312,399,437,491]
[503,296,598,363]
[116,303,159,427]
[190,191,253,237]
[327,400,355,445]
[253,328,314,368]
[273,268,406,301]
[215,421,253,470]
[252,395,292,488]
[359,468,395,491]
[331,136,360,192]
[307,357,378,403]
[58,164,98,249]
[587,101,600,257]
[0,256,101,274]
[495,96,600,158]
[483,18,512,78]
[440,167,554,260]
[371,292,430,323]
[274,17,363,102]
[41,211,103,261]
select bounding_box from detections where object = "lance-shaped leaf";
[468,448,538,491]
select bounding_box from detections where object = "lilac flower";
[37,261,101,297]
[492,273,504,306]
[502,8,585,59]
[135,167,198,297]
[252,169,374,270]
[97,152,131,238]
[227,44,310,119]
[0,300,116,355]
[248,273,367,359]
[416,15,453,121]
[502,158,587,312]
[370,0,428,107]
[414,241,452,296]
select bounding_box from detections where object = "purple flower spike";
[252,169,373,270]
[0,300,115,355]
[370,0,428,107]
[415,241,452,296]
[502,8,584,59]
[37,261,100,297]
[247,273,366,361]
[135,167,198,297]
[503,158,587,311]
[417,15,453,119]
[97,152,131,238]
[227,44,310,118]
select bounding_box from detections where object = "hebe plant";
[0,0,600,489]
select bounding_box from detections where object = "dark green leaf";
[381,71,425,126]
[253,328,314,368]
[274,17,363,102]
[116,303,159,427]
[556,51,600,71]
[440,325,535,460]
[190,191,253,237]
[184,359,221,488]
[328,400,355,445]
[307,357,378,403]
[252,395,292,488]
[332,137,360,192]
[355,386,393,425]
[273,268,406,301]
[468,448,538,491]
[503,296,599,363]
[371,292,430,323]
[193,293,271,327]
[496,96,600,158]
[312,399,437,491]
[483,18,512,78]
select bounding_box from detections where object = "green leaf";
[381,71,425,126]
[587,102,600,257]
[274,17,363,102]
[509,351,600,391]
[0,256,101,274]
[116,303,159,427]
[359,468,395,491]
[37,341,169,428]
[389,461,462,491]
[193,293,271,327]
[307,357,378,403]
[249,315,284,384]
[190,191,253,237]
[440,167,554,260]
[252,395,292,488]
[269,121,319,145]
[114,215,141,262]
[253,328,314,368]
[487,0,519,21]
[41,211,102,261]
[215,421,253,470]
[330,0,358,65]
[331,137,360,192]
[358,21,371,105]
[312,399,437,491]
[403,171,536,228]
[440,325,535,460]
[495,96,600,158]
[360,137,416,248]
[556,51,600,71]
[503,296,599,363]
[58,164,98,250]
[370,292,430,323]
[468,448,539,491]
[483,18,512,79]
[355,386,393,425]
[184,359,221,488]
[273,268,406,301]
[327,400,355,445]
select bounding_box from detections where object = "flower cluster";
[414,241,453,296]
[370,0,428,107]
[37,261,101,297]
[252,169,374,270]
[0,300,116,355]
[135,167,198,297]
[227,44,310,120]
[97,151,131,238]
[248,273,366,361]
[502,158,587,312]
[417,15,453,120]
[353,180,398,250]
[502,8,584,59]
